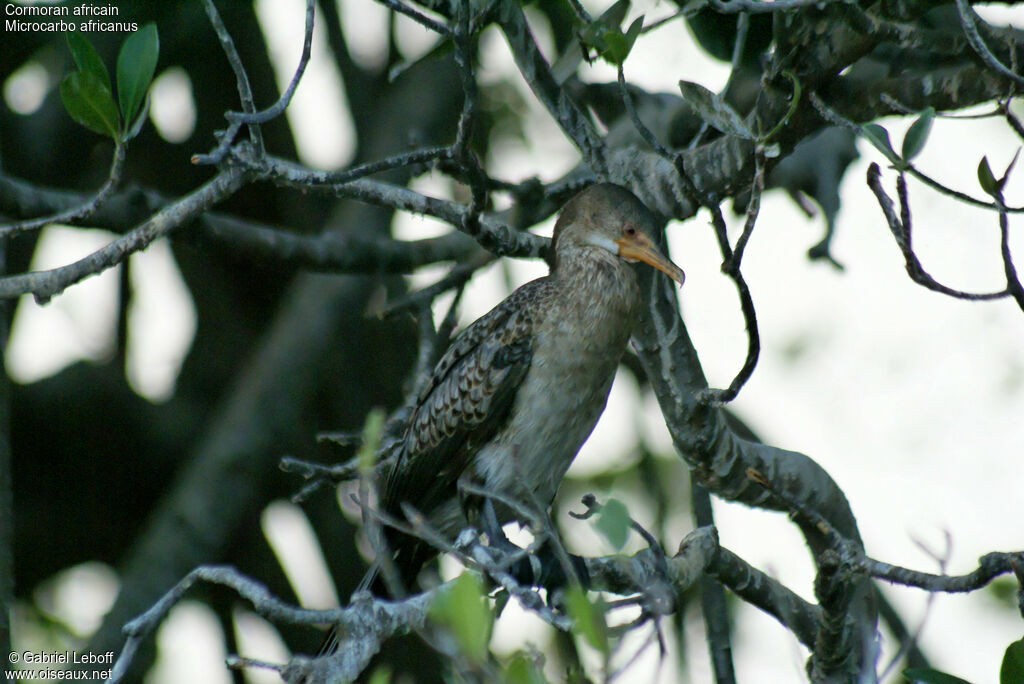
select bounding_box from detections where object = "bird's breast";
[474,263,640,508]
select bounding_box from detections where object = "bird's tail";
[317,563,385,656]
[355,562,382,595]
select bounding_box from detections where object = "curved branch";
[630,260,877,672]
[954,0,1024,89]
[0,172,485,275]
[261,160,548,258]
[203,218,483,273]
[867,551,1024,596]
[494,0,608,177]
[0,141,127,238]
[194,0,315,165]
[865,163,1013,302]
[0,166,249,303]
[201,0,263,152]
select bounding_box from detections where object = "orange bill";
[615,230,685,285]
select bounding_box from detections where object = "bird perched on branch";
[365,182,684,595]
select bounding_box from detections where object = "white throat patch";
[584,232,619,255]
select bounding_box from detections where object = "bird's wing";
[380,278,549,527]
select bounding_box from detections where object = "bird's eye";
[623,224,637,237]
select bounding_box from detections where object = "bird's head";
[551,183,685,285]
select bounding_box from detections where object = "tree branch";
[865,163,1013,302]
[0,141,127,238]
[0,165,250,303]
[494,0,608,177]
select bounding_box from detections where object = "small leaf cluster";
[356,408,386,473]
[679,80,755,140]
[428,570,619,680]
[60,24,159,142]
[594,497,630,550]
[430,572,494,664]
[578,0,644,66]
[860,107,935,170]
[677,70,801,145]
[420,500,648,680]
[564,585,609,656]
[977,151,1018,198]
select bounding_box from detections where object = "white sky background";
[4,1,1024,682]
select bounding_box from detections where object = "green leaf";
[366,666,391,684]
[65,32,109,89]
[430,573,492,663]
[59,70,120,138]
[594,498,630,550]
[356,408,386,473]
[986,576,1018,605]
[1001,636,1024,684]
[505,652,547,684]
[600,15,644,65]
[861,123,899,164]
[551,40,584,84]
[978,156,998,196]
[579,0,631,57]
[902,667,973,684]
[678,80,754,139]
[116,22,159,124]
[565,586,608,655]
[901,107,934,162]
[596,0,631,29]
[123,95,150,142]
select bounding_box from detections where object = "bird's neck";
[551,246,640,323]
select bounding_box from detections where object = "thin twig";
[731,148,764,267]
[865,164,1010,302]
[262,146,450,186]
[865,551,1024,593]
[994,188,1024,311]
[607,620,662,683]
[261,158,548,258]
[691,482,736,684]
[195,0,316,164]
[228,0,315,125]
[452,2,488,237]
[812,92,1024,214]
[700,205,761,405]
[0,166,249,303]
[377,254,493,319]
[1001,99,1024,140]
[642,10,687,34]
[375,0,450,36]
[617,65,759,403]
[0,141,127,238]
[202,219,480,274]
[878,563,942,681]
[616,65,704,206]
[201,0,263,152]
[109,565,346,682]
[880,93,1000,120]
[724,10,751,93]
[495,0,607,176]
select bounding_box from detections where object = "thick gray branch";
[494,0,608,177]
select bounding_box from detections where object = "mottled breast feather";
[380,278,550,537]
